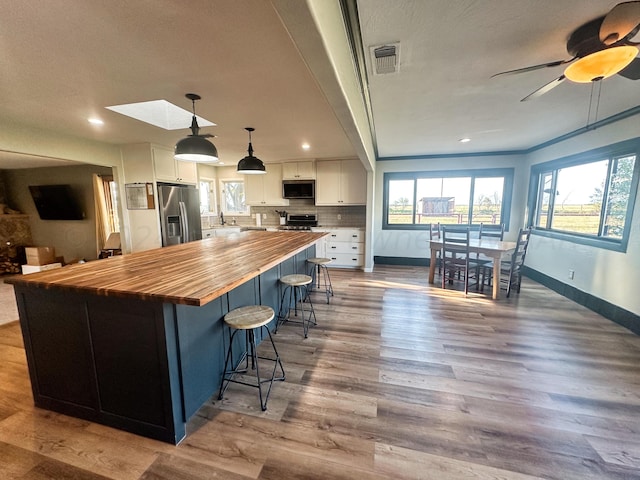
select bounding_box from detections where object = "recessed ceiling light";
[105,99,216,130]
[459,137,471,143]
[88,118,104,125]
[301,143,311,150]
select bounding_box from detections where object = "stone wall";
[0,215,32,273]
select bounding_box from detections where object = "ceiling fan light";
[175,135,219,162]
[237,127,266,175]
[564,46,638,83]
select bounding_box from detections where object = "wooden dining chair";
[479,222,505,240]
[429,222,441,276]
[441,226,477,295]
[482,227,531,297]
[476,222,505,278]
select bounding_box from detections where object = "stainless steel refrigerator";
[158,184,202,246]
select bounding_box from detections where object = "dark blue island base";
[13,241,316,444]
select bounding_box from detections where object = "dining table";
[427,237,517,299]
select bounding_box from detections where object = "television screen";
[28,185,84,220]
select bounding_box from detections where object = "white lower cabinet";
[202,227,241,238]
[312,228,364,268]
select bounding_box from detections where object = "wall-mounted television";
[28,184,84,220]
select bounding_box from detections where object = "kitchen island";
[7,230,325,444]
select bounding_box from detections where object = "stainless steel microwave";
[282,180,315,199]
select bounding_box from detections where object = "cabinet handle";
[331,234,337,237]
[331,246,337,249]
[352,235,358,238]
[352,246,357,249]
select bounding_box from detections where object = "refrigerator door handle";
[179,201,190,243]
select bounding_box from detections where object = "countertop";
[6,230,326,307]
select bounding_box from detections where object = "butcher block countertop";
[6,230,326,307]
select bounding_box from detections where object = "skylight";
[105,100,216,130]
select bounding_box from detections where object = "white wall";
[373,154,527,260]
[119,143,163,253]
[5,164,113,262]
[525,117,640,316]
[372,117,640,317]
[0,119,122,168]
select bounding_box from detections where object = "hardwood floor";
[2,265,640,479]
[0,277,19,325]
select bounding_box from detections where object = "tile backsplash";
[202,199,366,229]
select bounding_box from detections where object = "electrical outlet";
[262,213,267,220]
[568,269,575,280]
[337,214,342,220]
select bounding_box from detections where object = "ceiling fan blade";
[491,58,574,78]
[521,75,566,102]
[600,1,640,45]
[618,56,640,79]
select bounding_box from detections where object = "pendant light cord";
[246,127,254,156]
[586,77,603,131]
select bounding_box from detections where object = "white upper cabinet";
[315,159,366,206]
[245,163,290,206]
[153,146,197,184]
[176,160,198,184]
[282,161,316,180]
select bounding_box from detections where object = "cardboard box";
[25,247,56,266]
[22,262,62,275]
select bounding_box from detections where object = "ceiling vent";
[371,43,400,75]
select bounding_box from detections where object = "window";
[383,168,513,229]
[219,179,249,216]
[528,139,639,251]
[199,178,217,215]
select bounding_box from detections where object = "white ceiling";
[1,0,638,169]
[359,0,640,157]
[0,0,356,168]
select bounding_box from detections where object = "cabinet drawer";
[327,229,363,242]
[327,253,363,267]
[327,241,363,254]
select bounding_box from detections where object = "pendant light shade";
[174,93,219,163]
[237,127,266,174]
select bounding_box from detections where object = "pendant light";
[174,93,219,163]
[237,127,266,174]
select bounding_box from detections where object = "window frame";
[219,178,250,216]
[199,177,218,216]
[526,138,640,252]
[382,167,514,230]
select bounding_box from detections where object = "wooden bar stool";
[276,274,316,338]
[307,257,334,304]
[218,305,285,411]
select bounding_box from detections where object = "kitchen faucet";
[220,212,226,225]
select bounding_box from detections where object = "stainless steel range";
[280,214,318,231]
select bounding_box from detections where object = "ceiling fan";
[493,1,640,101]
